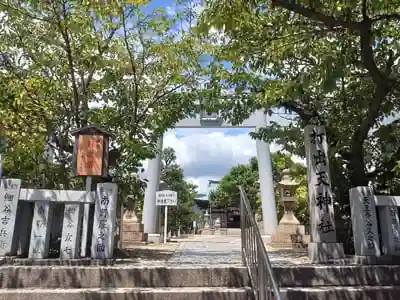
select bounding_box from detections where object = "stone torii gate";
[142,110,278,236]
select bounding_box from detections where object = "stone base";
[270,224,305,248]
[201,229,215,235]
[262,235,272,245]
[121,222,145,248]
[308,242,345,263]
[147,233,161,244]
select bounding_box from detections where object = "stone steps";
[274,265,400,287]
[0,266,249,288]
[275,265,400,300]
[279,286,400,300]
[0,287,253,300]
[0,265,252,300]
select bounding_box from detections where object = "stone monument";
[91,182,118,259]
[0,179,21,256]
[271,170,307,248]
[350,186,381,257]
[379,205,400,256]
[304,125,344,262]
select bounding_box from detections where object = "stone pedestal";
[201,228,214,235]
[147,233,161,244]
[271,224,306,248]
[121,209,144,248]
[308,242,345,262]
[270,207,306,248]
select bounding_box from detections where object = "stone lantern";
[277,169,300,226]
[271,169,306,248]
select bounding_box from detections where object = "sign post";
[164,205,168,244]
[156,190,177,244]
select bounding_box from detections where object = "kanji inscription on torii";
[304,125,337,243]
[0,179,21,256]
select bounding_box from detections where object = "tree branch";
[53,0,81,127]
[121,7,140,133]
[361,0,368,19]
[372,13,400,22]
[271,0,360,31]
[135,83,184,126]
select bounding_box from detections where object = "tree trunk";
[347,141,368,188]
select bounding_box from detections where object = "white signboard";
[156,190,177,206]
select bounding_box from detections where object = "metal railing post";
[258,248,266,299]
[239,185,281,300]
[240,196,246,265]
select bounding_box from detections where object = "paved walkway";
[166,235,311,266]
[167,235,242,265]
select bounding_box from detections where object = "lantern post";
[71,125,113,257]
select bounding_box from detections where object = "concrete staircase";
[276,264,400,300]
[2,260,400,299]
[0,264,252,300]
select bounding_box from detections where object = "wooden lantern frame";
[71,125,113,178]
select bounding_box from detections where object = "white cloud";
[163,128,283,193]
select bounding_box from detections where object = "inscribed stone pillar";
[350,187,380,256]
[28,201,53,259]
[304,125,344,262]
[60,204,82,259]
[91,182,118,259]
[0,179,21,256]
[378,206,400,255]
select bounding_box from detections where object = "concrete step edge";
[0,287,253,293]
[278,286,400,300]
[0,287,253,300]
[0,265,247,270]
[280,286,400,292]
[273,265,400,269]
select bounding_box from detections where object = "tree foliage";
[211,152,309,224]
[198,0,400,219]
[0,0,205,209]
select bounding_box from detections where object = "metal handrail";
[239,186,281,300]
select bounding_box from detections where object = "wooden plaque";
[76,135,104,176]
